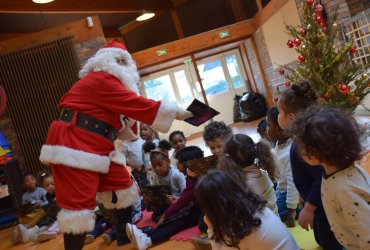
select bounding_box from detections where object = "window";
[197,60,229,96]
[226,55,244,89]
[143,75,177,103]
[343,10,370,65]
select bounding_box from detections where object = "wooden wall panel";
[0,38,79,175]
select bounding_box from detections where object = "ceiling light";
[32,0,54,3]
[136,11,155,21]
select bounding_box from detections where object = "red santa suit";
[39,41,188,234]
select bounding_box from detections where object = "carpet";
[137,210,199,242]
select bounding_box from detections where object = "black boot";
[110,206,132,246]
[63,233,85,250]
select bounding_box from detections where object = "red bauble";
[287,40,294,48]
[284,81,291,88]
[273,96,279,103]
[314,57,319,64]
[315,4,323,11]
[279,68,285,75]
[293,38,301,46]
[315,16,322,24]
[300,29,307,36]
[306,0,313,5]
[298,55,305,62]
[350,47,356,53]
[338,84,350,94]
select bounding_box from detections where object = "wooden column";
[171,8,185,38]
[250,36,273,107]
[228,0,247,22]
[190,54,208,105]
[240,42,258,92]
[256,0,263,11]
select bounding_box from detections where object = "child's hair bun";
[143,141,157,153]
[158,140,172,151]
[292,80,317,100]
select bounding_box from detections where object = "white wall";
[261,0,301,69]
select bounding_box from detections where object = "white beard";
[79,48,140,95]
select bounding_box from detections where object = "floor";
[1,118,369,250]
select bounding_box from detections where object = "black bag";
[233,94,242,123]
[239,92,267,122]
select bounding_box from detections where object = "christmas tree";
[280,0,370,111]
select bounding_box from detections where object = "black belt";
[58,108,118,142]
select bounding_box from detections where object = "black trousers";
[313,206,342,250]
[149,207,202,245]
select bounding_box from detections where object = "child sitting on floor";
[203,121,233,158]
[293,106,370,249]
[126,146,204,250]
[145,140,186,222]
[29,171,60,243]
[219,134,278,214]
[266,107,299,227]
[140,123,160,185]
[169,130,187,167]
[195,170,299,250]
[12,172,49,244]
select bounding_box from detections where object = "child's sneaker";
[37,231,58,242]
[126,223,152,250]
[191,236,212,250]
[84,234,94,245]
[16,224,39,243]
[102,233,112,245]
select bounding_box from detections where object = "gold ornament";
[354,80,360,85]
[333,23,337,28]
[363,74,369,80]
[302,44,306,49]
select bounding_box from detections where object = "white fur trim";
[39,145,110,174]
[57,209,96,234]
[151,101,178,133]
[109,150,126,165]
[98,184,139,209]
[79,48,140,94]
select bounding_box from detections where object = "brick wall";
[244,38,266,95]
[74,38,105,68]
[347,0,370,16]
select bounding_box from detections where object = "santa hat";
[101,41,128,52]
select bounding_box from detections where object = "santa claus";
[39,41,192,249]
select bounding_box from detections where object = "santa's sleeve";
[97,75,178,133]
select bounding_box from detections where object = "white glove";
[176,108,193,120]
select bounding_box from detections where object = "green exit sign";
[156,49,167,56]
[219,31,229,38]
[184,59,192,65]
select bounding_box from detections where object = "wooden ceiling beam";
[132,19,257,69]
[0,0,172,13]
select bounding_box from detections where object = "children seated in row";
[277,81,342,249]
[126,146,205,250]
[266,107,299,227]
[13,172,59,244]
[219,134,278,215]
[293,106,370,249]
[169,130,187,167]
[196,170,299,250]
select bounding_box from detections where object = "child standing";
[293,106,370,249]
[126,146,204,250]
[147,140,186,222]
[277,81,341,249]
[140,123,160,184]
[196,170,298,250]
[169,130,187,167]
[267,107,299,227]
[203,121,232,157]
[220,134,278,214]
